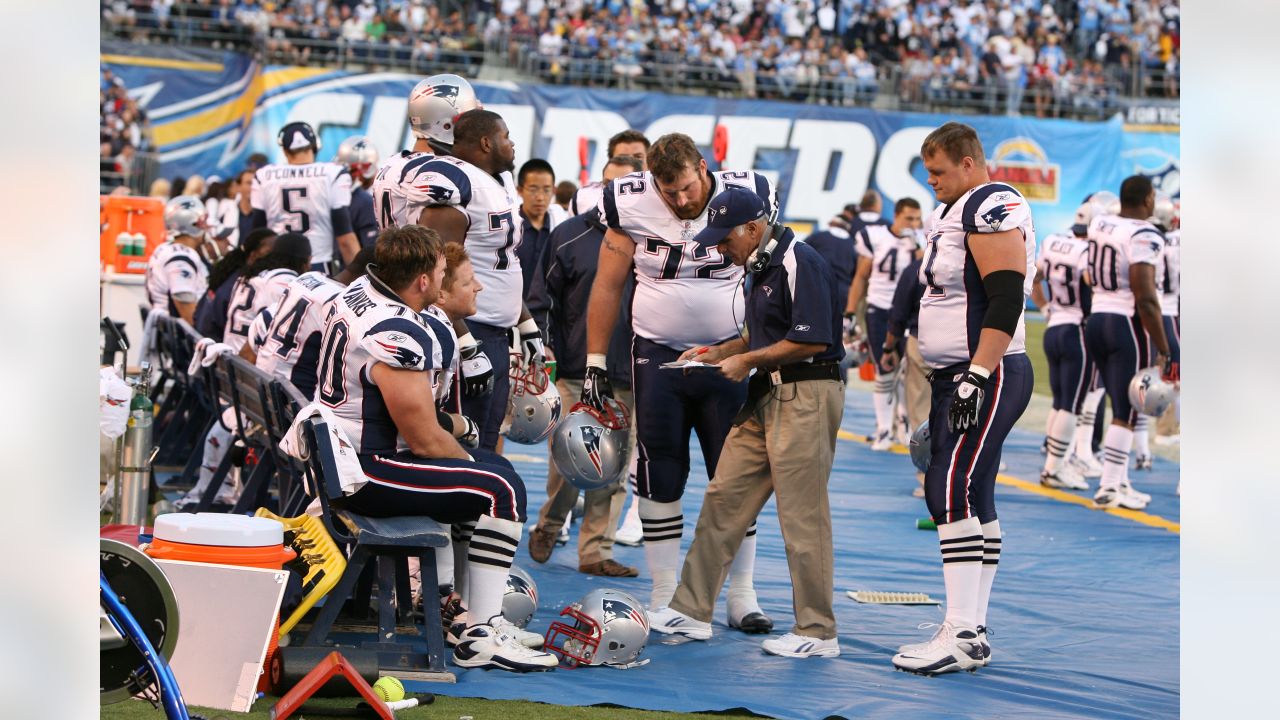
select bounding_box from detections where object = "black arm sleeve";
[982,269,1026,336]
[435,409,454,434]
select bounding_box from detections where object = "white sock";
[726,521,761,620]
[1133,415,1152,458]
[1044,407,1057,439]
[938,517,984,628]
[451,521,475,602]
[976,520,1001,629]
[1100,424,1134,490]
[1043,411,1076,473]
[1074,389,1105,460]
[193,422,234,499]
[639,497,683,608]
[872,371,896,434]
[465,516,520,627]
[435,538,455,590]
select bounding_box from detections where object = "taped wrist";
[517,318,540,337]
[458,333,480,359]
[982,270,1025,336]
[586,353,607,371]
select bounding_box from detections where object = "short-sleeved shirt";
[1036,232,1092,327]
[252,271,344,399]
[802,226,856,307]
[224,268,298,353]
[145,242,207,315]
[855,224,919,310]
[599,168,777,351]
[413,156,524,328]
[370,150,436,230]
[1161,229,1179,317]
[918,182,1036,369]
[251,161,352,264]
[1086,214,1164,316]
[744,229,844,364]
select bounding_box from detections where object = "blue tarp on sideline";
[406,391,1179,719]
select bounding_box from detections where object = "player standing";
[1083,176,1175,509]
[891,122,1034,676]
[1132,192,1180,467]
[334,136,380,249]
[580,132,773,632]
[250,121,359,271]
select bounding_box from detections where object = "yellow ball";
[372,676,405,703]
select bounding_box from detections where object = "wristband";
[517,318,540,336]
[586,353,607,370]
[458,333,478,351]
[967,364,991,380]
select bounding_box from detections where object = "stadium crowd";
[100,69,155,193]
[102,1,1179,116]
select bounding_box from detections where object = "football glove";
[455,414,480,448]
[516,318,545,367]
[459,335,494,398]
[580,366,614,412]
[948,366,990,433]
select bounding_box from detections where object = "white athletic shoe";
[892,621,985,675]
[615,505,643,547]
[493,616,545,649]
[1134,454,1154,471]
[976,626,992,666]
[870,429,893,451]
[762,633,840,658]
[1123,482,1152,504]
[1040,467,1089,491]
[451,622,558,672]
[1068,453,1104,479]
[647,606,712,640]
[1093,484,1149,510]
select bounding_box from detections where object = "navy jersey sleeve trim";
[365,317,438,369]
[961,183,1020,233]
[332,206,353,235]
[601,181,621,230]
[163,254,200,274]
[400,154,435,184]
[421,160,473,207]
[753,173,777,220]
[856,228,873,256]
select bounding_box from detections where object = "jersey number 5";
[283,186,312,234]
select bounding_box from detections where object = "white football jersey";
[856,224,918,310]
[250,161,352,264]
[571,182,604,216]
[918,182,1036,369]
[253,272,344,397]
[370,150,436,230]
[599,169,778,351]
[1161,229,1180,317]
[145,242,207,315]
[1086,215,1164,317]
[1036,233,1091,328]
[413,156,524,328]
[225,268,299,353]
[314,275,451,455]
[422,305,460,412]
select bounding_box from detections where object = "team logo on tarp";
[987,138,1059,203]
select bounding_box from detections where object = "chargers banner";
[104,43,1178,235]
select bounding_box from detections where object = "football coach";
[647,186,846,659]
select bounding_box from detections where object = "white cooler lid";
[152,513,284,547]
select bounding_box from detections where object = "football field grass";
[1023,313,1051,397]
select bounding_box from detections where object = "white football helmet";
[504,362,561,444]
[843,335,869,367]
[407,74,482,148]
[1088,190,1120,216]
[1071,200,1095,237]
[1128,366,1177,416]
[908,420,931,474]
[501,565,538,629]
[335,135,380,181]
[164,195,210,238]
[550,400,631,491]
[545,588,649,668]
[1149,192,1175,231]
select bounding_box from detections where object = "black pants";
[1044,323,1094,413]
[1084,313,1154,426]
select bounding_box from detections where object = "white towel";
[137,305,168,364]
[280,402,367,497]
[186,338,234,377]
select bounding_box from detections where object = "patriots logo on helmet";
[603,599,648,631]
[376,340,421,368]
[579,426,604,476]
[417,83,460,101]
[981,202,1021,230]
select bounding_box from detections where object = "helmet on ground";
[1128,366,1177,416]
[504,361,561,444]
[407,74,482,148]
[545,588,649,668]
[335,135,380,181]
[164,195,210,238]
[1149,192,1175,231]
[1088,190,1120,216]
[909,421,931,474]
[502,565,538,628]
[277,121,321,154]
[550,400,631,491]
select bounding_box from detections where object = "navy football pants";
[340,449,527,523]
[460,320,512,452]
[866,305,904,366]
[1043,323,1094,413]
[1084,313,1154,426]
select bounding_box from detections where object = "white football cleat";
[451,622,558,672]
[1040,468,1089,491]
[1068,453,1104,479]
[647,606,712,640]
[493,616,545,649]
[1134,454,1154,471]
[892,621,984,675]
[1123,482,1152,504]
[762,633,840,658]
[976,625,992,666]
[1094,484,1149,510]
[870,429,893,451]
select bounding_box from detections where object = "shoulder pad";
[962,184,1030,234]
[361,316,434,371]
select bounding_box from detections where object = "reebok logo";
[795,324,810,331]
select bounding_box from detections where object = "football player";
[415,109,544,452]
[570,129,650,216]
[891,122,1035,676]
[334,135,380,249]
[1132,192,1180,468]
[250,121,358,269]
[1083,176,1175,509]
[845,197,923,450]
[580,132,774,632]
[1031,202,1096,490]
[147,195,213,325]
[312,225,555,671]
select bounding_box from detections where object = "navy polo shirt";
[744,229,844,364]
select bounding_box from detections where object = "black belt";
[736,362,841,425]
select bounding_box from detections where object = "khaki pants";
[535,379,634,565]
[904,335,931,433]
[669,378,844,639]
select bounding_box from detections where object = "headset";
[746,221,785,274]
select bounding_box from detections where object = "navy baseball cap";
[691,187,767,248]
